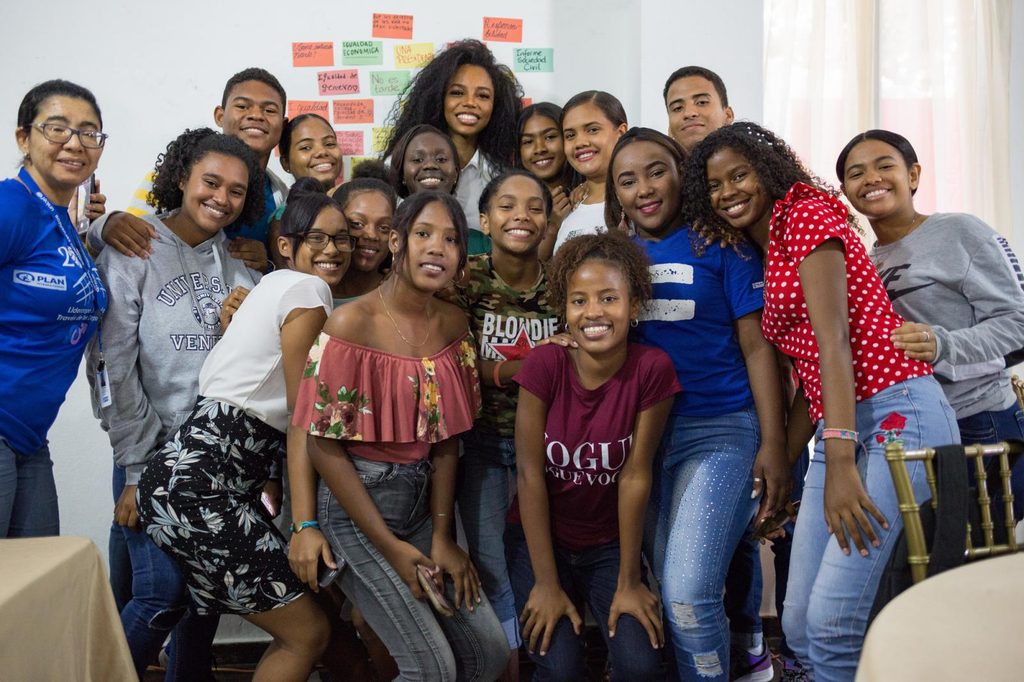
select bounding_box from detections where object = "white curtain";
[763,0,1012,234]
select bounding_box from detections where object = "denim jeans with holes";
[318,454,509,681]
[781,375,959,681]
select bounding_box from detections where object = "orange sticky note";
[483,17,523,43]
[287,100,329,120]
[372,13,413,39]
[332,99,374,125]
[317,69,360,96]
[292,42,334,67]
[336,131,364,156]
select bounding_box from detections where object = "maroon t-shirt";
[508,343,680,551]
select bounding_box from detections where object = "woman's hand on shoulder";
[890,321,937,362]
[520,582,582,656]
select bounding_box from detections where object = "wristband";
[290,520,319,534]
[821,428,858,442]
[493,360,507,389]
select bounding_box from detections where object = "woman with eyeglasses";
[0,80,109,538]
[137,178,353,680]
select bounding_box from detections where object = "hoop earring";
[630,318,638,328]
[564,322,570,332]
[457,268,465,282]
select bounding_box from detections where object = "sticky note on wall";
[372,13,413,39]
[372,127,394,153]
[332,99,374,124]
[287,100,329,119]
[370,71,411,97]
[513,48,554,73]
[336,131,364,156]
[318,69,360,96]
[342,41,383,66]
[293,42,334,67]
[393,42,435,69]
[483,17,523,42]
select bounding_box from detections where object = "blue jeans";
[112,465,189,678]
[458,429,520,648]
[0,438,59,537]
[318,455,509,681]
[781,376,959,681]
[505,524,665,682]
[652,407,760,681]
[957,401,1024,517]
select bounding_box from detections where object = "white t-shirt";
[455,149,495,234]
[553,201,607,255]
[199,270,332,432]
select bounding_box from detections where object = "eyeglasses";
[298,231,356,252]
[30,123,108,149]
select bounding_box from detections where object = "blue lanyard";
[16,167,108,347]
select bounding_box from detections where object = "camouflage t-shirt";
[442,253,560,437]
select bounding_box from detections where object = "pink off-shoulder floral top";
[292,331,482,463]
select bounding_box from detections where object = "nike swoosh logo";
[887,282,935,301]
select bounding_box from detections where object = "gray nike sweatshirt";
[88,212,260,484]
[870,213,1024,418]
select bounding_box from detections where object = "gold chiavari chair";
[884,440,1022,584]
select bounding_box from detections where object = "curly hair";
[351,158,392,183]
[387,124,460,198]
[546,231,652,320]
[149,128,265,227]
[604,127,686,230]
[515,102,582,190]
[381,39,523,169]
[682,122,857,255]
[221,67,286,109]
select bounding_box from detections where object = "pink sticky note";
[336,130,364,156]
[332,99,374,125]
[372,13,413,39]
[483,17,523,42]
[317,69,360,96]
[292,42,334,67]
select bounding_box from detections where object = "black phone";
[317,556,341,588]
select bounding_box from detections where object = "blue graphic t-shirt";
[633,226,764,417]
[0,169,107,453]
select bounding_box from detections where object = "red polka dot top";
[760,183,933,423]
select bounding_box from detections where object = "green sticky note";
[342,40,383,66]
[513,48,554,73]
[370,70,412,96]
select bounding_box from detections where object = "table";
[0,536,135,681]
[857,553,1024,681]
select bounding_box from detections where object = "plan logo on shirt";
[13,269,67,291]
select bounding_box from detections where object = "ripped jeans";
[652,407,760,681]
[112,465,189,678]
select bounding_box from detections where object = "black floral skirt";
[137,396,304,615]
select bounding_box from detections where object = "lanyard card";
[95,358,112,408]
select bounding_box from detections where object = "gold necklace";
[378,286,431,348]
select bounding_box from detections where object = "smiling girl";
[837,131,1024,505]
[388,124,461,198]
[383,40,523,246]
[293,191,508,680]
[508,231,678,681]
[685,122,959,680]
[606,128,788,681]
[267,114,342,268]
[516,103,579,260]
[89,128,263,676]
[551,91,628,256]
[330,178,397,303]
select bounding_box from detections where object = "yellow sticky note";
[393,42,435,69]
[372,127,394,153]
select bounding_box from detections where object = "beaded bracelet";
[821,428,859,442]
